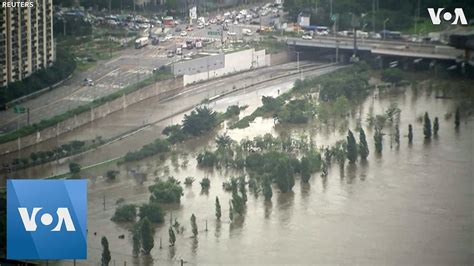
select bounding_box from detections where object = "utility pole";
[383,18,389,40]
[372,0,375,33]
[329,0,333,18]
[334,15,339,63]
[221,23,224,49]
[415,0,420,39]
[352,14,359,59]
[295,51,302,80]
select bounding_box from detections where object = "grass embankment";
[0,68,172,145]
[121,105,245,164]
[231,63,371,129]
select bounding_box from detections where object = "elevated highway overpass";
[282,36,464,61]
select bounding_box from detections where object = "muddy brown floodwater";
[41,80,474,265]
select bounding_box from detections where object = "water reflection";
[191,238,198,255]
[264,201,272,219]
[141,254,153,266]
[346,163,357,183]
[359,160,369,181]
[214,220,222,238]
[168,246,176,261]
[321,175,328,191]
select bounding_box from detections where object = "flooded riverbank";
[51,78,473,265]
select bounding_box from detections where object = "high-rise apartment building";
[0,0,55,87]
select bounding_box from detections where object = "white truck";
[242,28,253,36]
[135,37,149,49]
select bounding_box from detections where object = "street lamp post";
[295,51,303,80]
[414,0,420,37]
[383,18,389,40]
[372,0,375,33]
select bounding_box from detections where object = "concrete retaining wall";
[0,77,183,155]
[269,50,291,66]
[183,49,268,86]
[173,53,225,76]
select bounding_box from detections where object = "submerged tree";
[231,189,245,216]
[433,117,439,136]
[238,176,247,203]
[455,108,460,128]
[168,227,176,246]
[394,124,400,146]
[324,147,332,165]
[132,228,140,257]
[200,177,211,190]
[229,201,234,221]
[273,157,295,193]
[141,218,154,255]
[408,124,413,144]
[359,128,369,160]
[190,214,198,237]
[346,130,358,163]
[215,197,221,219]
[262,176,273,201]
[321,161,328,177]
[300,156,311,182]
[374,130,383,153]
[101,236,111,266]
[333,141,347,169]
[182,106,217,136]
[423,112,432,139]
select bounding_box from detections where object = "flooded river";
[5,72,472,265]
[50,79,472,265]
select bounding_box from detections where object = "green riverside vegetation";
[231,63,370,129]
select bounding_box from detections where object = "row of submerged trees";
[100,102,464,263]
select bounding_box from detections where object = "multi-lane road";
[0,13,280,134]
[0,43,177,133]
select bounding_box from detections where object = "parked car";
[180,31,188,36]
[83,78,94,86]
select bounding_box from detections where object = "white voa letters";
[427,8,468,25]
[18,207,76,232]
